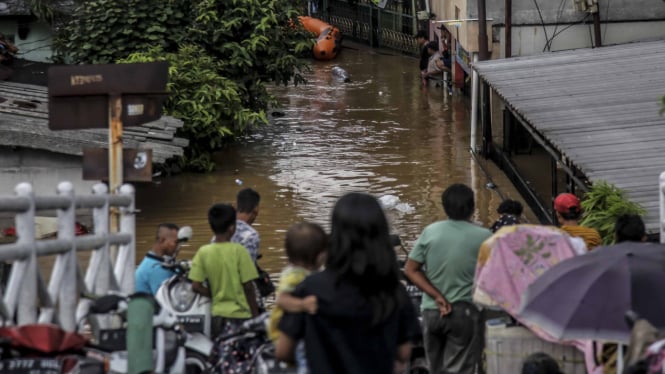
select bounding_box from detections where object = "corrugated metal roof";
[473,40,665,234]
[0,0,31,16]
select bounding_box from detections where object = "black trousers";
[422,301,484,374]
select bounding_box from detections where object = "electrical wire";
[543,13,591,51]
[532,0,550,50]
[16,44,53,55]
[603,0,611,43]
[543,0,568,52]
[15,36,52,46]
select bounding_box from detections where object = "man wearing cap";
[554,193,602,250]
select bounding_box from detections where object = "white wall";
[0,148,95,196]
[0,20,54,62]
[498,21,665,57]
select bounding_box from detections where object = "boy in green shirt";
[190,203,259,337]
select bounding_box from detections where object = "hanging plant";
[579,181,646,245]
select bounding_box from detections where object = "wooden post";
[109,94,123,262]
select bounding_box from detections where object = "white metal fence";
[0,181,135,331]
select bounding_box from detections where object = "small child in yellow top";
[268,222,327,373]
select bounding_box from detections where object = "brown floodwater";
[133,45,533,274]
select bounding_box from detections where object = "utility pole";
[592,7,602,47]
[505,0,512,58]
[477,0,489,61]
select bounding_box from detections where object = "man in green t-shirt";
[190,203,259,338]
[405,184,491,374]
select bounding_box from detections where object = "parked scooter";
[0,324,105,373]
[391,234,428,374]
[211,313,295,374]
[155,259,212,337]
[155,226,213,335]
[78,293,212,374]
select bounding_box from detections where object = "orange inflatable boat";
[299,16,342,61]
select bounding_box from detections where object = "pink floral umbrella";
[474,224,600,373]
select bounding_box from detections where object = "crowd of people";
[135,184,647,373]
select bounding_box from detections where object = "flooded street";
[134,45,531,273]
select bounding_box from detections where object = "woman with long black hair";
[276,192,420,373]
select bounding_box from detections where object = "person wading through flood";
[415,30,430,84]
[405,183,491,374]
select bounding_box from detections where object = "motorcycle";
[391,234,428,374]
[77,293,212,374]
[155,259,212,338]
[210,313,295,374]
[0,324,105,373]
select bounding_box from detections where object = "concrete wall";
[472,0,665,24]
[430,0,665,57]
[0,20,54,62]
[0,147,95,196]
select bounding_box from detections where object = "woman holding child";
[275,192,421,373]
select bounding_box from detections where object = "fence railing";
[0,181,135,331]
[323,0,421,55]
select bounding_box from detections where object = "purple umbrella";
[519,242,665,344]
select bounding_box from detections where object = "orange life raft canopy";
[299,16,342,61]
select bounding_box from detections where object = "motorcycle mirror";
[177,226,193,243]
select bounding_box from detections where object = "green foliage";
[120,46,267,172]
[54,0,190,64]
[56,0,313,171]
[28,0,79,24]
[580,181,646,245]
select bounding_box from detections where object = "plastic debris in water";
[331,66,351,83]
[235,179,243,186]
[378,194,400,209]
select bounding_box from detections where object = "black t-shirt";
[278,269,421,374]
[419,44,429,71]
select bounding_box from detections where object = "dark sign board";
[82,148,153,182]
[48,62,169,130]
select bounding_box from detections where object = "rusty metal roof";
[0,0,31,15]
[0,81,188,164]
[473,40,665,234]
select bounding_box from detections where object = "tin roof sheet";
[473,40,665,234]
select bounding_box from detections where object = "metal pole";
[114,184,136,294]
[57,182,77,330]
[505,0,512,58]
[477,0,489,61]
[660,172,665,243]
[481,82,492,158]
[592,10,602,47]
[86,183,111,295]
[109,94,123,263]
[470,53,480,152]
[13,183,37,325]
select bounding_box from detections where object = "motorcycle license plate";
[0,358,62,373]
[178,315,204,333]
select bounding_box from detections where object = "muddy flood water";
[133,45,534,273]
